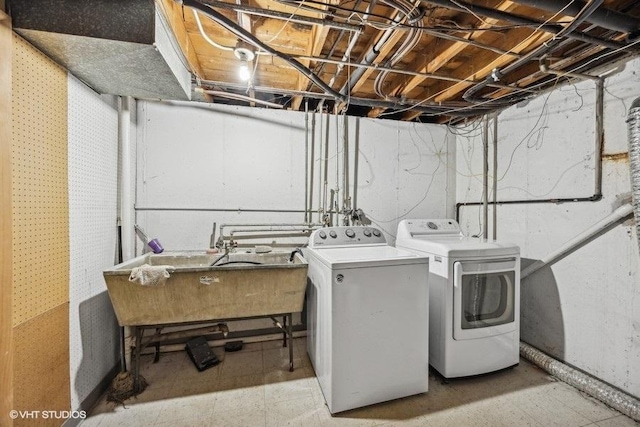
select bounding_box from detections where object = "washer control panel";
[310,226,386,247]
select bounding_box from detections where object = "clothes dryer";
[396,219,520,379]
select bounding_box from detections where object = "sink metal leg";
[282,315,287,348]
[133,326,143,391]
[288,313,294,372]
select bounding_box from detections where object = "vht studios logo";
[9,410,87,420]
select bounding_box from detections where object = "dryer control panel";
[308,226,387,248]
[397,219,462,239]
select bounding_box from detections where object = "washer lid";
[306,244,429,269]
[396,235,520,258]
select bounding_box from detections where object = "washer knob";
[345,228,355,238]
[427,221,438,230]
[318,230,327,239]
[363,228,372,237]
[372,229,381,237]
[329,230,337,238]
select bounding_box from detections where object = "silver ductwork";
[7,0,191,101]
[629,97,640,253]
[520,343,640,421]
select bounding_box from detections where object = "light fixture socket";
[233,41,255,62]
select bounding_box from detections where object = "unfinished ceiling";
[8,0,640,122]
[157,0,639,122]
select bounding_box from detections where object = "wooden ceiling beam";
[291,24,331,111]
[366,0,518,118]
[159,0,207,80]
[432,30,551,102]
[396,1,518,97]
[289,0,340,111]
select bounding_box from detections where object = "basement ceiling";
[158,0,639,122]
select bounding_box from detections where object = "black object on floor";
[224,340,244,352]
[185,336,220,371]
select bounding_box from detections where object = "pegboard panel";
[1,14,14,427]
[13,303,71,424]
[11,34,69,327]
[67,74,119,408]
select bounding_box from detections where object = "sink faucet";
[289,248,304,262]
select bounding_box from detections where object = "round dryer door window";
[453,258,517,340]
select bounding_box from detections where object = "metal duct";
[513,0,640,37]
[628,97,640,253]
[520,342,640,421]
[7,0,191,100]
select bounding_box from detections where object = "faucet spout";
[289,248,304,263]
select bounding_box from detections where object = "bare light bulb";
[239,63,251,81]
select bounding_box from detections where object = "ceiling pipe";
[199,78,496,115]
[421,0,626,50]
[196,88,284,108]
[463,0,603,105]
[197,0,362,32]
[512,0,640,38]
[181,0,347,102]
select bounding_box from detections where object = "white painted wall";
[135,101,455,248]
[68,75,120,409]
[134,101,454,333]
[456,57,640,398]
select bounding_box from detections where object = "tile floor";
[83,338,639,427]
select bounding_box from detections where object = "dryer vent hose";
[520,342,640,421]
[628,97,640,253]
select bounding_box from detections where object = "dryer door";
[453,258,517,340]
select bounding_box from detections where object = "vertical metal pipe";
[304,103,309,223]
[309,111,316,223]
[594,78,604,198]
[492,113,498,240]
[323,112,330,221]
[343,114,350,224]
[483,115,489,240]
[335,112,340,225]
[353,118,360,211]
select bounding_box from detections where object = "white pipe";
[304,105,309,223]
[192,9,234,52]
[196,88,283,109]
[492,114,498,240]
[118,96,134,372]
[482,115,489,241]
[520,342,640,421]
[521,203,634,279]
[119,96,134,262]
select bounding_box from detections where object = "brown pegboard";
[11,34,69,327]
[13,303,71,426]
[1,11,14,427]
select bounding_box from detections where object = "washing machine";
[396,219,520,379]
[304,226,430,414]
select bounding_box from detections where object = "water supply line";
[304,105,309,223]
[521,203,634,279]
[628,97,640,253]
[456,72,604,221]
[492,114,498,240]
[520,342,640,421]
